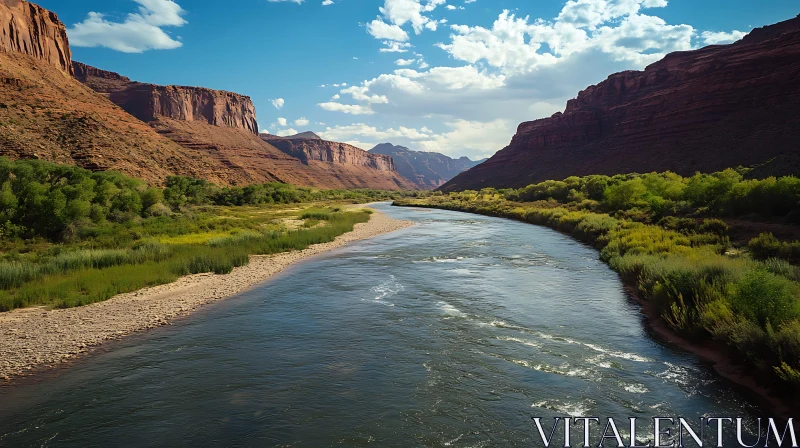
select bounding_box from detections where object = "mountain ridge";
[369,143,485,189]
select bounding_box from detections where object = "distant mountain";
[285,132,322,140]
[369,143,485,189]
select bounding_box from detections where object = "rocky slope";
[442,15,800,191]
[261,135,416,190]
[74,62,414,189]
[369,143,485,189]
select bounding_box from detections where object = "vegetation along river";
[0,204,764,447]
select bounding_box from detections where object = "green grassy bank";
[396,169,800,398]
[0,158,421,311]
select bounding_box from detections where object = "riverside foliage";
[396,169,800,394]
[0,158,418,311]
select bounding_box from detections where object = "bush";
[748,233,800,262]
[731,270,800,328]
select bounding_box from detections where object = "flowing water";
[0,204,765,447]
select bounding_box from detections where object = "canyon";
[0,0,413,190]
[369,143,485,189]
[72,62,413,190]
[442,15,800,192]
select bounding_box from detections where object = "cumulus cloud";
[68,0,186,53]
[271,98,285,109]
[317,119,511,159]
[318,103,376,115]
[367,20,410,41]
[366,0,448,51]
[701,30,747,45]
[276,128,300,136]
[294,117,310,127]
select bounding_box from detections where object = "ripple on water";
[366,275,404,307]
[532,398,596,417]
[437,301,467,318]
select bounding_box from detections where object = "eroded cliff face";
[73,62,258,134]
[261,135,417,190]
[442,15,800,192]
[0,0,71,74]
[263,136,397,172]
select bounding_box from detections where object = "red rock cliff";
[73,62,258,134]
[0,0,71,74]
[442,15,800,191]
[261,135,397,172]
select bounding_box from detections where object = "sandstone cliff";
[73,62,258,134]
[370,143,484,189]
[264,136,396,171]
[0,0,71,74]
[261,135,416,189]
[442,15,800,191]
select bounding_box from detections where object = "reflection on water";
[0,203,764,447]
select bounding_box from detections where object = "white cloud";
[322,0,334,5]
[701,30,747,45]
[317,120,509,159]
[395,58,416,66]
[68,0,186,53]
[379,41,413,52]
[271,98,285,109]
[367,19,410,41]
[379,0,447,35]
[318,103,376,115]
[276,128,300,136]
[276,117,288,126]
[294,117,310,127]
[417,119,513,159]
[319,123,434,142]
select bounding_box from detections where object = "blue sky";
[38,0,799,160]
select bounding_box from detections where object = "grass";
[0,206,371,311]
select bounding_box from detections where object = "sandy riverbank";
[0,207,412,381]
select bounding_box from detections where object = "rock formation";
[261,135,416,190]
[442,15,800,191]
[73,62,258,134]
[369,143,485,189]
[264,136,396,171]
[0,0,71,74]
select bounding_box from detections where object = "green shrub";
[731,270,800,328]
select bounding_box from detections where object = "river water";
[0,204,765,447]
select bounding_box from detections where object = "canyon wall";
[263,136,397,172]
[442,15,800,191]
[73,62,259,134]
[0,0,71,74]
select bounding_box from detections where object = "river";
[0,203,764,447]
